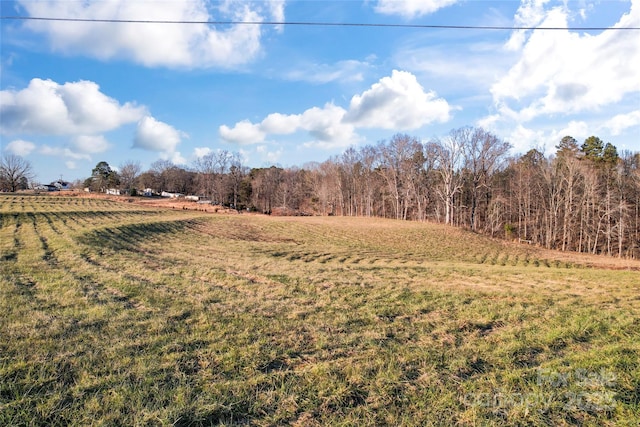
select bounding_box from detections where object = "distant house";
[36,180,71,191]
[43,180,71,191]
[185,195,199,201]
[161,191,182,199]
[106,188,120,195]
[143,188,154,197]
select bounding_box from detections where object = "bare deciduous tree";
[428,131,465,225]
[463,127,511,231]
[119,160,142,194]
[1,154,35,192]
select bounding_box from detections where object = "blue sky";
[1,0,639,184]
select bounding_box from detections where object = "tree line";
[81,127,639,258]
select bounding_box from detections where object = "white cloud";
[506,124,547,154]
[553,121,590,142]
[0,78,145,135]
[374,0,459,18]
[261,113,301,135]
[18,0,284,69]
[134,116,185,156]
[256,145,283,164]
[284,60,370,84]
[220,104,357,147]
[505,123,584,156]
[169,151,187,165]
[193,147,213,158]
[4,139,36,156]
[603,111,640,136]
[72,135,111,154]
[491,1,640,122]
[500,120,599,157]
[268,0,286,32]
[476,114,501,131]
[345,70,450,129]
[40,145,92,161]
[65,161,77,170]
[481,0,640,152]
[220,70,451,148]
[300,104,360,148]
[506,0,553,51]
[220,120,266,145]
[396,41,513,95]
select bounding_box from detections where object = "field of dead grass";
[1,193,639,426]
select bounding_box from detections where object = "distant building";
[53,180,71,191]
[161,191,182,198]
[36,180,71,191]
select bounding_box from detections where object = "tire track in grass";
[78,251,158,292]
[8,201,165,313]
[36,211,95,265]
[39,210,148,229]
[0,214,21,262]
[75,255,150,311]
[26,213,56,264]
[73,270,147,311]
[47,211,73,230]
[60,211,92,229]
[44,234,150,312]
[68,216,208,311]
[2,211,60,305]
[76,218,197,252]
[39,212,63,236]
[234,217,591,273]
[4,272,38,300]
[45,211,74,229]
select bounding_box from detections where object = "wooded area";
[82,127,640,258]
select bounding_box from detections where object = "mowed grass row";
[1,194,639,426]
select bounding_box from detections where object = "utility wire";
[1,16,639,30]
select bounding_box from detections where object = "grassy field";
[1,193,639,426]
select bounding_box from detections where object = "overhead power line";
[1,16,639,31]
